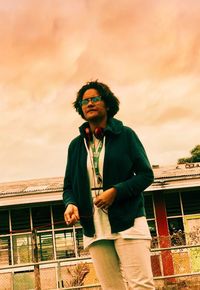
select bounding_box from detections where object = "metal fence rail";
[0,244,200,290]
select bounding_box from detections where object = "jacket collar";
[79,118,123,137]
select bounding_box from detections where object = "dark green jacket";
[63,118,154,237]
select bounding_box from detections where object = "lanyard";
[90,139,103,184]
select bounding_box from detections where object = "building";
[0,163,200,289]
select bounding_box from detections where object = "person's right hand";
[64,204,80,225]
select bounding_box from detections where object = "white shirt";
[83,135,151,249]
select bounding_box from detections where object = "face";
[81,88,108,122]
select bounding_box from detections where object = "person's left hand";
[94,187,117,210]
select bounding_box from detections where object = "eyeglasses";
[80,96,102,106]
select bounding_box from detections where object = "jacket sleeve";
[114,129,154,201]
[63,142,77,208]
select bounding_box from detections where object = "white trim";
[0,191,62,207]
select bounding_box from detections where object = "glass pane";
[0,237,11,266]
[148,220,157,237]
[76,228,89,257]
[13,234,32,264]
[13,272,34,290]
[11,208,31,232]
[0,210,9,234]
[164,192,182,216]
[181,191,200,214]
[148,220,158,248]
[168,217,185,246]
[55,230,75,259]
[32,206,52,230]
[52,204,66,229]
[144,194,154,218]
[37,232,54,261]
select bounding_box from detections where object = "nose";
[87,99,94,105]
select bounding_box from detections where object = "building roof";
[0,176,63,196]
[152,163,200,178]
[0,177,64,207]
[150,163,200,192]
[0,163,200,207]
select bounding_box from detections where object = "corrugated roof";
[0,163,200,197]
[0,177,64,197]
[153,163,200,179]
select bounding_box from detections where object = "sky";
[0,0,200,182]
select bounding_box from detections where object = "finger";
[65,216,71,225]
[72,213,78,221]
[73,207,80,220]
[94,200,103,207]
[94,197,102,206]
[64,212,72,224]
[70,214,78,225]
[98,203,105,209]
[101,204,108,209]
[64,211,68,223]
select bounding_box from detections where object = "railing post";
[57,261,64,288]
[153,191,175,283]
[32,229,41,290]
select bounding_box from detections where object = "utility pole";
[32,229,41,290]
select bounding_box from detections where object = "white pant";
[88,238,155,290]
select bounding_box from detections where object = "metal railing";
[0,243,200,289]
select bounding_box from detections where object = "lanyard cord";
[83,137,108,216]
[90,138,103,184]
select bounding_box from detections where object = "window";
[13,234,32,264]
[11,208,31,232]
[55,230,75,259]
[0,237,11,266]
[52,204,66,229]
[0,210,9,234]
[37,232,54,261]
[163,190,200,246]
[76,228,89,257]
[13,271,34,290]
[181,191,200,214]
[147,220,158,248]
[168,218,185,246]
[144,195,154,219]
[165,192,182,216]
[144,194,158,247]
[148,220,157,237]
[32,206,52,230]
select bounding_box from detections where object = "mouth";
[87,109,97,113]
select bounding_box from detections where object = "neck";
[89,117,107,133]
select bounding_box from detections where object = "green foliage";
[178,145,200,164]
[190,145,200,162]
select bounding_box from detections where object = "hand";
[64,204,80,225]
[94,187,117,210]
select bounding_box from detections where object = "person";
[63,80,155,290]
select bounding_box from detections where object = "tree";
[178,145,200,164]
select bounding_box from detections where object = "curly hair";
[73,80,120,119]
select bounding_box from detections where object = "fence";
[0,242,200,290]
